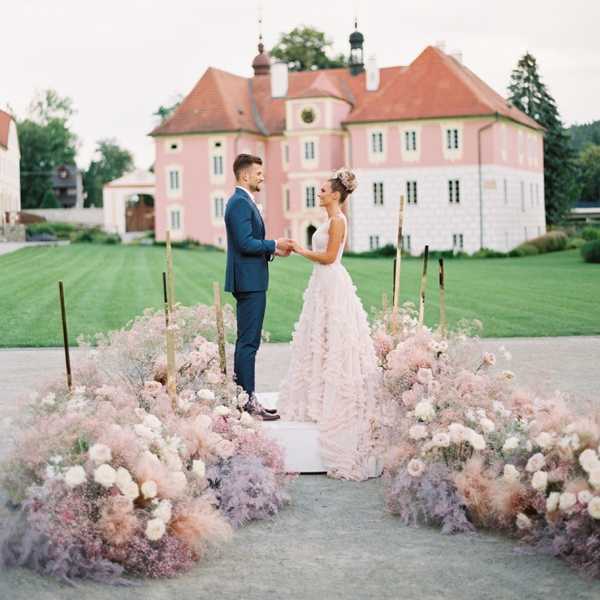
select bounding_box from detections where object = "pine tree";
[508,53,580,224]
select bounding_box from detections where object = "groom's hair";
[233,154,262,180]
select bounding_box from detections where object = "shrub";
[471,248,507,258]
[581,239,600,263]
[527,230,569,254]
[40,190,61,209]
[75,230,94,243]
[570,238,587,249]
[581,227,600,241]
[26,222,76,240]
[508,244,538,257]
[103,234,121,244]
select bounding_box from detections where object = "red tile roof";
[149,46,542,138]
[0,109,13,149]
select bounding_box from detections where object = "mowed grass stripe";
[0,246,598,347]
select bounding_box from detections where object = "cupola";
[252,40,271,76]
[349,20,364,76]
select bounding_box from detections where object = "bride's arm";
[292,216,345,264]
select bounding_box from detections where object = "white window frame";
[371,132,383,153]
[402,235,411,252]
[305,186,316,208]
[213,196,225,219]
[520,181,525,211]
[304,141,315,160]
[213,155,223,175]
[452,233,464,250]
[448,180,460,204]
[170,210,181,231]
[404,131,417,152]
[446,128,459,150]
[369,235,380,250]
[169,170,180,190]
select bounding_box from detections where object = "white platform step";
[256,392,383,477]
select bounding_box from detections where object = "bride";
[277,168,381,481]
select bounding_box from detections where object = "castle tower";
[349,20,364,75]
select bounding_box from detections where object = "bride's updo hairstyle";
[328,167,358,203]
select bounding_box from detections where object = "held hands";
[275,238,294,257]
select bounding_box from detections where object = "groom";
[224,154,292,421]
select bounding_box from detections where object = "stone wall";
[24,208,104,227]
[0,224,26,242]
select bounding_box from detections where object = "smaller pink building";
[150,33,545,254]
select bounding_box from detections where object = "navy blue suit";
[224,187,276,396]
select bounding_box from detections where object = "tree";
[40,189,61,208]
[18,89,79,209]
[152,93,183,124]
[508,53,580,224]
[568,120,600,152]
[83,139,134,207]
[269,26,346,72]
[577,145,600,205]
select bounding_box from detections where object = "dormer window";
[371,133,383,153]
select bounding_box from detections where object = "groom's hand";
[274,248,291,257]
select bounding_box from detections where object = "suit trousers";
[233,291,267,396]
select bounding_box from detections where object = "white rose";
[171,471,187,488]
[214,438,235,460]
[142,450,160,464]
[531,470,548,492]
[448,423,472,444]
[206,372,221,384]
[213,405,231,417]
[192,459,206,478]
[546,491,560,512]
[516,513,531,529]
[480,418,495,433]
[589,467,600,490]
[579,449,600,473]
[438,340,448,352]
[407,459,425,477]
[578,490,593,504]
[237,392,249,407]
[588,497,600,520]
[194,414,213,431]
[94,464,117,488]
[535,432,553,449]
[153,500,172,524]
[503,464,520,481]
[141,480,158,499]
[145,517,166,540]
[162,451,183,472]
[65,465,87,488]
[559,492,577,514]
[469,432,486,451]
[240,412,255,427]
[409,424,428,440]
[197,389,216,401]
[414,401,435,423]
[502,436,520,452]
[115,467,132,489]
[432,432,451,448]
[89,443,112,465]
[143,414,162,432]
[121,480,140,500]
[525,441,533,452]
[526,453,546,473]
[190,350,208,366]
[134,423,155,440]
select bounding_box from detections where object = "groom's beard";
[250,183,262,193]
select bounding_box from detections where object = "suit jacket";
[224,187,276,293]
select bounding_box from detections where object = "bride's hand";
[291,241,302,254]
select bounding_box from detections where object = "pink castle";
[150,29,545,255]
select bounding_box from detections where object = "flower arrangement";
[372,303,600,580]
[0,303,291,585]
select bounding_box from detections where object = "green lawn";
[0,245,598,347]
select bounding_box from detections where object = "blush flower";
[407,459,425,478]
[534,432,554,449]
[153,500,172,524]
[448,423,472,444]
[89,443,112,465]
[579,449,600,473]
[145,517,166,540]
[480,418,495,433]
[115,467,132,489]
[65,465,87,488]
[483,352,496,366]
[526,453,546,473]
[213,405,231,417]
[206,371,221,384]
[192,459,206,478]
[432,432,451,447]
[144,381,162,395]
[94,464,117,488]
[214,439,235,460]
[588,467,600,490]
[143,414,162,432]
[416,368,433,384]
[502,370,516,381]
[502,436,520,452]
[546,491,560,512]
[578,490,593,505]
[134,423,155,441]
[469,433,486,451]
[197,389,216,401]
[121,481,140,500]
[194,414,213,431]
[531,470,548,492]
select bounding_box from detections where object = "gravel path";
[1,337,599,599]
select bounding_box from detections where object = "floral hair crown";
[332,167,358,193]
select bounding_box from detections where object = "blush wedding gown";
[277,214,381,481]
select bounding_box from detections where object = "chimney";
[271,62,289,98]
[435,40,446,53]
[366,55,379,92]
[450,50,463,65]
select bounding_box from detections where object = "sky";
[2,0,599,171]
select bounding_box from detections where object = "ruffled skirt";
[277,262,381,481]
